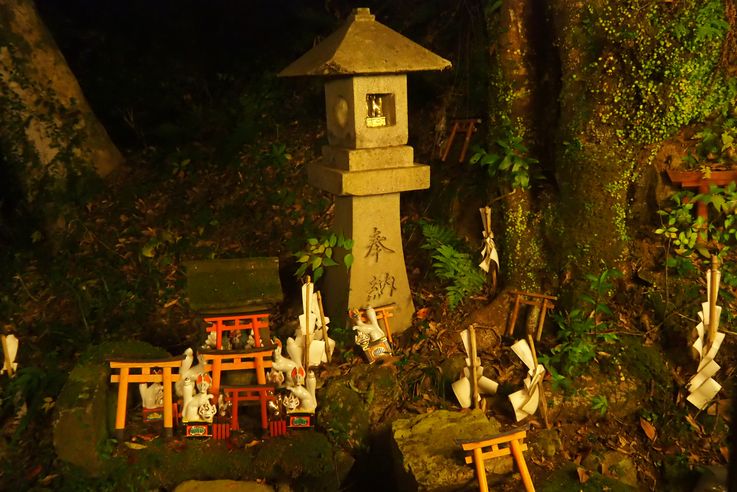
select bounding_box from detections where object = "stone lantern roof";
[279,8,451,77]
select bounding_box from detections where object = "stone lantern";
[280,7,450,332]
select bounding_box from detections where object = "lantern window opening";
[366,93,395,128]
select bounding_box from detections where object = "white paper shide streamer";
[1,334,18,376]
[479,206,499,274]
[686,266,724,410]
[451,328,498,408]
[508,339,546,421]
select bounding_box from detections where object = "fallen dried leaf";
[685,414,703,435]
[577,466,591,484]
[415,307,431,320]
[163,298,179,308]
[640,417,657,441]
[720,446,730,462]
[38,474,59,485]
[245,439,261,448]
[26,465,42,481]
[133,433,157,442]
[124,441,147,450]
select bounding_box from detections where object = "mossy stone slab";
[184,258,282,314]
[391,409,513,491]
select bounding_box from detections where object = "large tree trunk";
[0,0,123,221]
[484,0,554,292]
[479,0,736,305]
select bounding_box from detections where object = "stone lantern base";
[321,193,416,333]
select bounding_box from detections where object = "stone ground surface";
[174,480,276,492]
[391,409,514,492]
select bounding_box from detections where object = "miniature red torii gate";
[356,303,396,343]
[441,118,482,163]
[459,428,534,492]
[200,346,276,431]
[203,313,269,349]
[109,356,184,438]
[200,346,275,396]
[506,291,557,341]
[666,169,737,221]
[221,384,276,431]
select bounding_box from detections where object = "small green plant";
[591,394,609,416]
[469,132,541,190]
[1,366,66,437]
[655,184,737,260]
[682,118,737,169]
[543,267,621,378]
[294,232,353,282]
[420,222,486,309]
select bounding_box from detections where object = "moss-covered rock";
[316,363,401,454]
[316,378,370,452]
[582,450,639,488]
[391,409,512,491]
[531,428,562,458]
[348,363,401,429]
[173,479,275,492]
[252,431,341,491]
[52,340,169,476]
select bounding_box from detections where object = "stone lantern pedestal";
[280,8,450,332]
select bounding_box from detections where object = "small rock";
[439,355,466,384]
[692,465,728,492]
[532,429,561,458]
[602,451,638,488]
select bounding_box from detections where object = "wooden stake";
[304,277,312,370]
[527,335,550,429]
[469,325,479,409]
[507,293,522,337]
[708,256,719,351]
[536,299,548,342]
[316,291,331,363]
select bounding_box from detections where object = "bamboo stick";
[469,325,479,410]
[304,277,311,370]
[527,335,550,429]
[536,299,548,342]
[316,291,331,363]
[708,256,719,351]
